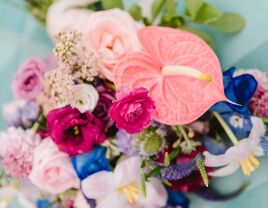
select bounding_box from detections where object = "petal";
[96,192,127,208]
[249,117,266,139]
[81,171,115,199]
[203,151,235,167]
[114,156,141,186]
[137,178,168,208]
[208,162,240,177]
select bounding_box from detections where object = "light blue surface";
[0,0,268,208]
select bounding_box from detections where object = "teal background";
[0,0,268,207]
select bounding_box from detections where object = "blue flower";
[210,67,257,138]
[200,136,227,155]
[259,136,268,155]
[36,199,51,208]
[71,146,111,180]
[166,188,189,208]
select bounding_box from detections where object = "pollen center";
[117,182,140,204]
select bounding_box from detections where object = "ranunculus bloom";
[0,127,41,179]
[47,105,106,156]
[109,87,155,134]
[93,82,115,127]
[29,138,79,194]
[12,58,47,100]
[71,146,111,180]
[81,9,141,80]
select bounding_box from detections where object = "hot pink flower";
[0,127,41,179]
[47,105,106,156]
[29,138,79,194]
[109,88,155,133]
[12,58,47,100]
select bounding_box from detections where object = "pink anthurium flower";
[204,117,265,177]
[114,26,228,125]
[81,156,167,208]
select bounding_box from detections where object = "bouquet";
[1,0,268,207]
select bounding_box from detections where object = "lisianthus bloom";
[235,69,268,117]
[211,67,257,138]
[12,58,48,100]
[82,156,167,208]
[3,100,39,128]
[110,87,155,134]
[204,117,265,176]
[29,138,79,194]
[68,83,99,113]
[116,129,138,156]
[81,8,141,80]
[0,127,41,178]
[93,82,115,127]
[47,105,106,156]
[71,146,111,180]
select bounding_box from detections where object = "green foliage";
[196,155,209,187]
[186,0,204,19]
[129,4,142,21]
[194,3,221,24]
[152,0,165,22]
[209,12,246,33]
[101,0,124,10]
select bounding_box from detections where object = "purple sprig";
[160,154,204,181]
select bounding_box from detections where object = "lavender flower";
[161,154,204,181]
[116,129,138,156]
[3,100,40,128]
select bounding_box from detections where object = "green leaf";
[194,3,221,24]
[168,148,180,161]
[160,14,184,28]
[166,0,177,16]
[164,152,170,167]
[141,168,147,197]
[146,166,162,179]
[209,12,246,33]
[183,27,214,47]
[185,0,204,19]
[152,0,165,22]
[129,4,142,21]
[101,0,123,10]
[196,155,209,187]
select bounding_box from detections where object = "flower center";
[73,126,80,135]
[161,65,212,82]
[240,155,259,175]
[117,182,140,204]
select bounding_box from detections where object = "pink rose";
[109,87,155,133]
[29,138,79,194]
[12,58,47,100]
[81,9,141,80]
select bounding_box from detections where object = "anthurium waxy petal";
[114,26,226,125]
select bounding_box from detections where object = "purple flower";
[47,105,106,156]
[109,87,155,133]
[12,58,47,100]
[116,129,138,156]
[3,100,40,128]
[93,84,115,127]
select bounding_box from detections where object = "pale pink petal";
[96,192,127,208]
[114,26,226,125]
[114,156,141,186]
[137,178,168,208]
[204,151,235,167]
[208,162,240,177]
[81,171,115,199]
[248,117,266,139]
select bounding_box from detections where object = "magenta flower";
[109,87,155,133]
[12,58,47,100]
[47,105,106,156]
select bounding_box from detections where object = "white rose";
[70,84,99,113]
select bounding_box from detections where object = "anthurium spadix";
[113,26,228,125]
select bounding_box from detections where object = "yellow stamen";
[117,182,140,204]
[73,126,80,135]
[161,65,212,82]
[240,155,259,175]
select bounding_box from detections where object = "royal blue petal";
[36,199,51,208]
[71,146,111,180]
[167,188,189,208]
[200,136,227,155]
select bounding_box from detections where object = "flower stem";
[177,126,190,142]
[213,112,238,145]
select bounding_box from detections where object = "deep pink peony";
[109,87,155,133]
[12,58,47,100]
[47,105,106,156]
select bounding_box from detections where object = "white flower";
[70,84,99,113]
[81,156,167,208]
[204,117,265,176]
